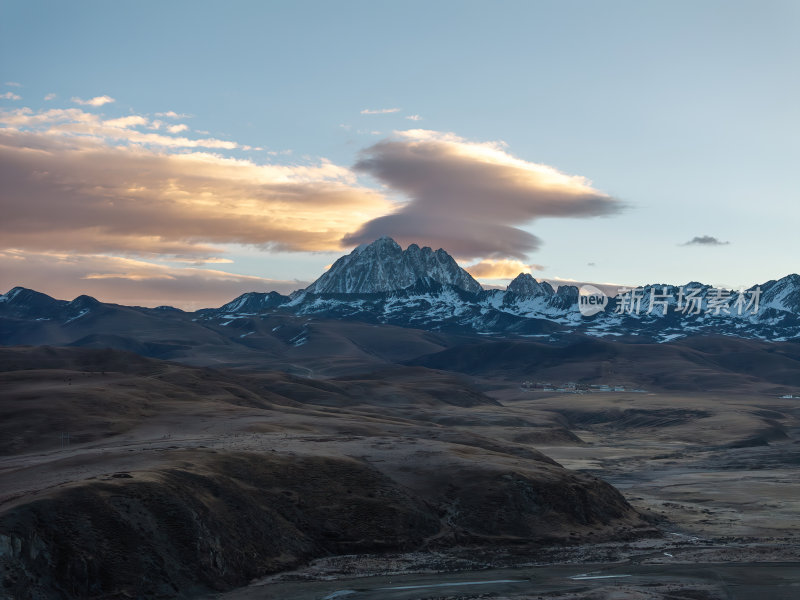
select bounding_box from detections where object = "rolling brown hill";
[0,346,653,599]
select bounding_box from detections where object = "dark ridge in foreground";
[0,450,648,599]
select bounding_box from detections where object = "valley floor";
[212,387,800,600]
[216,562,800,600]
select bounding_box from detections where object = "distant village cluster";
[520,381,648,394]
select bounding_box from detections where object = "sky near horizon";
[1,0,798,309]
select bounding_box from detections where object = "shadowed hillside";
[407,336,800,393]
[0,347,653,599]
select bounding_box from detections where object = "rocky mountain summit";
[506,273,555,296]
[304,236,483,294]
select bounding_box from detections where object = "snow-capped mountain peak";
[506,273,554,296]
[760,273,800,313]
[303,237,483,295]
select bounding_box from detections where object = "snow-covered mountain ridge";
[194,239,800,342]
[2,238,798,342]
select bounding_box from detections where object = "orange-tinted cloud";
[465,259,545,279]
[0,108,391,258]
[0,250,306,309]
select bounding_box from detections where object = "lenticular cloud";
[345,130,622,260]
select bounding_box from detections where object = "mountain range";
[2,237,799,346]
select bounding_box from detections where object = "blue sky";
[1,1,798,307]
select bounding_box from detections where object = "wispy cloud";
[360,107,401,115]
[405,114,422,121]
[5,82,22,87]
[44,93,56,101]
[681,235,730,246]
[344,129,622,260]
[2,107,239,149]
[71,95,115,107]
[465,259,544,279]
[167,123,188,133]
[103,115,148,128]
[0,92,21,101]
[155,110,190,118]
[543,277,625,297]
[0,250,308,309]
